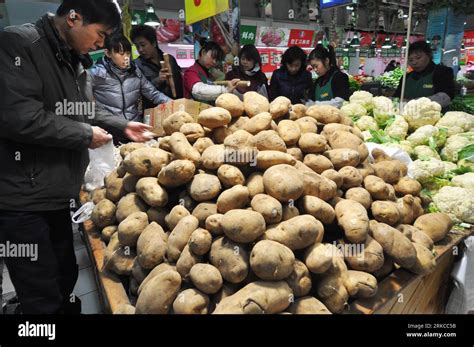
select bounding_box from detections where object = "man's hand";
[89,126,112,149]
[159,68,171,82]
[124,122,154,142]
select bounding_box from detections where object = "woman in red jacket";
[183,41,240,103]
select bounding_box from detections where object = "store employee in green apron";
[307,44,351,108]
[394,41,455,108]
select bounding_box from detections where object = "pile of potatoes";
[90,91,453,315]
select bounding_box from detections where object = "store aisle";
[1,223,103,314]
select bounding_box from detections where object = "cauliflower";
[451,172,474,189]
[340,103,367,119]
[440,132,474,162]
[443,161,457,173]
[408,158,445,183]
[402,97,442,130]
[457,158,474,171]
[386,140,414,156]
[355,115,379,131]
[385,115,409,140]
[349,91,374,111]
[432,186,474,223]
[435,112,474,136]
[372,96,394,126]
[414,145,441,160]
[361,130,372,141]
[406,125,439,146]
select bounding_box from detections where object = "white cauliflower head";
[440,132,474,162]
[414,145,441,160]
[451,172,474,189]
[408,158,445,183]
[443,161,457,173]
[406,125,439,146]
[361,130,372,141]
[435,112,474,136]
[433,186,474,223]
[340,103,367,119]
[402,97,442,130]
[349,91,374,111]
[355,115,379,131]
[386,141,414,156]
[372,96,394,126]
[385,115,409,140]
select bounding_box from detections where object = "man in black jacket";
[0,0,151,314]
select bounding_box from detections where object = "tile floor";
[1,220,103,314]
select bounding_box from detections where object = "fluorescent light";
[443,49,456,54]
[145,4,160,27]
[167,43,194,48]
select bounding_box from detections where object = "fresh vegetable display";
[87,92,456,315]
[375,68,404,89]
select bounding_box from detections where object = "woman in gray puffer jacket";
[90,34,171,143]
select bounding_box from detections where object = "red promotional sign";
[288,29,314,47]
[465,30,474,47]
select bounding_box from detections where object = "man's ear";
[66,9,83,28]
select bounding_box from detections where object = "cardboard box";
[144,99,212,137]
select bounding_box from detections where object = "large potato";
[167,215,199,261]
[115,192,147,223]
[217,164,245,188]
[217,185,250,213]
[285,260,312,297]
[295,116,318,133]
[158,160,195,188]
[413,213,452,242]
[287,147,304,161]
[205,214,224,236]
[299,169,337,201]
[256,150,296,170]
[176,244,202,278]
[316,273,348,313]
[327,130,368,161]
[304,154,333,174]
[189,264,223,294]
[277,120,301,147]
[117,211,149,247]
[324,149,360,170]
[372,160,403,184]
[137,222,167,269]
[345,187,372,210]
[369,220,417,269]
[212,126,232,144]
[136,177,168,207]
[343,270,378,298]
[264,215,324,250]
[228,116,249,132]
[213,281,292,314]
[321,169,343,189]
[188,228,212,256]
[162,111,194,135]
[138,263,177,296]
[394,177,422,197]
[91,199,116,228]
[397,195,418,225]
[200,144,226,170]
[344,235,384,273]
[363,175,390,200]
[197,107,232,129]
[254,130,287,152]
[215,93,244,117]
[289,104,307,120]
[221,209,266,243]
[371,200,400,226]
[135,270,182,314]
[298,133,327,154]
[306,104,341,124]
[250,194,283,224]
[321,123,363,140]
[173,288,209,314]
[119,142,146,159]
[299,196,335,224]
[101,225,117,243]
[335,200,369,243]
[105,173,126,203]
[246,172,265,198]
[244,112,272,134]
[188,172,222,202]
[339,166,363,190]
[179,123,205,143]
[263,164,304,202]
[397,224,434,250]
[243,91,270,117]
[193,137,214,154]
[304,243,338,274]
[104,232,135,275]
[210,236,249,283]
[123,147,170,177]
[407,243,436,275]
[288,297,331,314]
[270,96,291,119]
[169,132,201,163]
[165,205,190,230]
[250,240,295,281]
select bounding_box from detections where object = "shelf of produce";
[347,227,473,314]
[79,190,131,314]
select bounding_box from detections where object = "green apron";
[404,71,434,99]
[315,74,334,101]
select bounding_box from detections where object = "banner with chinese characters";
[240,25,257,45]
[288,29,314,47]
